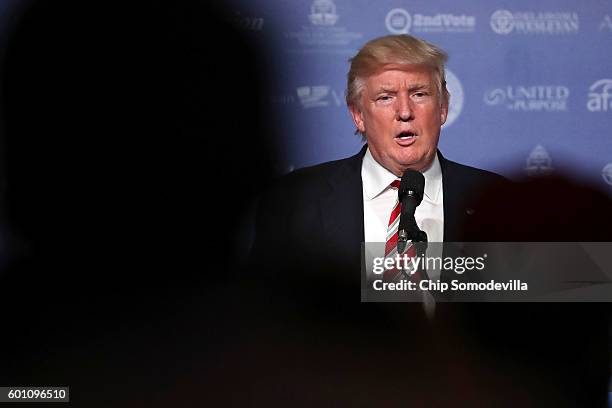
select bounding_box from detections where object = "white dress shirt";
[361,147,444,282]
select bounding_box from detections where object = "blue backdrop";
[229,0,612,192]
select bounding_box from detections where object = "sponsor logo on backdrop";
[296,85,344,109]
[386,8,411,34]
[309,0,338,25]
[444,69,463,127]
[599,15,612,32]
[490,10,514,34]
[385,8,475,34]
[602,163,612,186]
[587,79,612,112]
[525,145,554,176]
[484,86,569,111]
[490,9,579,35]
[285,0,363,54]
[233,12,264,31]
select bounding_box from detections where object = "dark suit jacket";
[250,144,505,280]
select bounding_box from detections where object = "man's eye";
[377,95,392,101]
[414,92,427,97]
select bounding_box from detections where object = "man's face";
[349,64,448,176]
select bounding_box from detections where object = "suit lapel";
[439,150,465,242]
[319,146,366,263]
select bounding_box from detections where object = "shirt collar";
[361,147,442,204]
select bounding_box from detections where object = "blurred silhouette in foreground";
[0,0,274,405]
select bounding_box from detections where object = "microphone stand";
[397,228,429,281]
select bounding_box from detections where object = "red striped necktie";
[383,180,418,282]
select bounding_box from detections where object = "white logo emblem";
[525,145,554,176]
[296,86,344,109]
[490,10,578,35]
[587,79,612,112]
[285,0,361,53]
[297,86,330,109]
[599,15,612,31]
[385,9,475,34]
[484,89,506,105]
[484,86,569,111]
[444,69,463,128]
[385,8,411,34]
[308,0,339,26]
[490,10,514,34]
[602,163,612,186]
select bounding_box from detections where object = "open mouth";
[395,131,416,140]
[395,131,417,145]
[395,131,417,146]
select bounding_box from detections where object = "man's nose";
[396,94,413,121]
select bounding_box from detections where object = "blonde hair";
[346,34,449,108]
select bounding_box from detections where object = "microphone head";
[398,169,425,204]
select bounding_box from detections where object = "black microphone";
[397,169,427,253]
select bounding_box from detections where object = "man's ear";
[348,103,365,133]
[440,98,449,126]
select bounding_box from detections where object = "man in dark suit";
[250,34,504,279]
